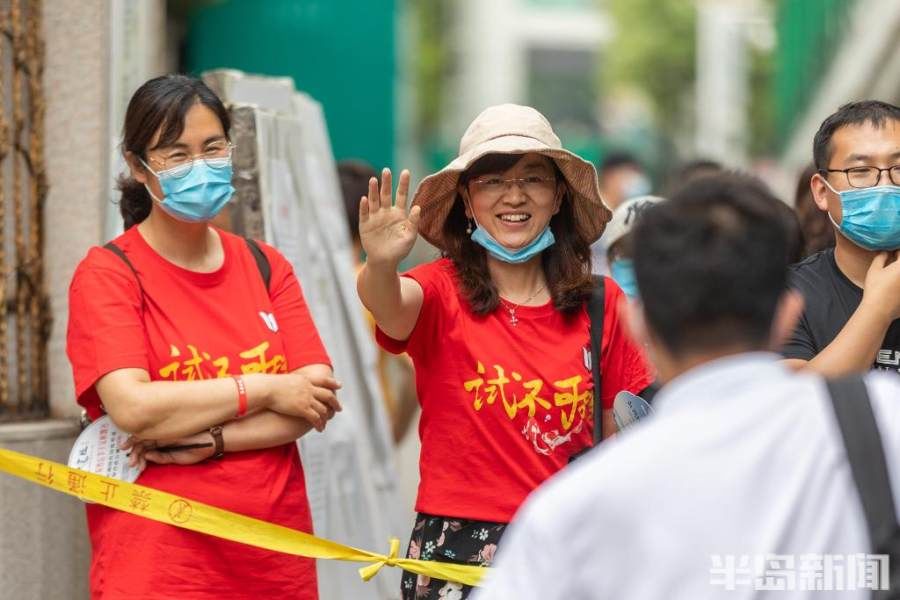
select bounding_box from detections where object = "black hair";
[812,100,900,171]
[599,151,642,175]
[632,172,790,355]
[337,159,377,244]
[117,74,231,229]
[441,153,593,316]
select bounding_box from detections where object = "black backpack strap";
[827,375,900,598]
[243,237,271,292]
[587,275,605,444]
[103,242,145,305]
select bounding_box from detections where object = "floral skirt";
[401,513,507,600]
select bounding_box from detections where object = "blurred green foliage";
[603,0,775,157]
[603,0,695,137]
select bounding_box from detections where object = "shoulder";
[523,428,658,525]
[403,257,457,291]
[788,249,836,290]
[70,240,138,292]
[218,231,295,279]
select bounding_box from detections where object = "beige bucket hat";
[411,103,611,251]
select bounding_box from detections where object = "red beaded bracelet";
[233,375,248,418]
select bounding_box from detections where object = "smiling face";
[461,153,564,250]
[128,101,229,208]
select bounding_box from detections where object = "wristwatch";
[209,425,225,459]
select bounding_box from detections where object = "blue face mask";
[823,180,900,250]
[610,258,639,299]
[470,222,556,264]
[141,158,235,222]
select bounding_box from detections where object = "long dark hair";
[117,74,231,229]
[441,153,594,317]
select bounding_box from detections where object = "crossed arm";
[95,362,341,467]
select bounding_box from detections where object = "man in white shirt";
[475,172,900,599]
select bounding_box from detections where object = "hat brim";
[412,135,611,251]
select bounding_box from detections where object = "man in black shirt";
[782,100,900,375]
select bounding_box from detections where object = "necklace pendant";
[508,309,518,326]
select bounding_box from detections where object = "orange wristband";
[233,375,248,418]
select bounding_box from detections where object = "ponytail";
[117,175,152,229]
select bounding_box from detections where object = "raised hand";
[862,250,900,321]
[359,168,421,269]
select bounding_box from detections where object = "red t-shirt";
[377,259,654,523]
[66,226,330,599]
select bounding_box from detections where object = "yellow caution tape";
[0,447,487,587]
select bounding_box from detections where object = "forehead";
[508,153,555,172]
[829,119,900,165]
[148,102,226,150]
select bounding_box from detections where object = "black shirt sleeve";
[781,310,817,361]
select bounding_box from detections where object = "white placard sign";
[68,416,144,493]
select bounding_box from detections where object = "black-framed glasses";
[820,165,900,189]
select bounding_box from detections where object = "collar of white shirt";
[651,351,789,416]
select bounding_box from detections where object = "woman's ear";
[459,186,473,219]
[125,151,150,185]
[553,183,565,214]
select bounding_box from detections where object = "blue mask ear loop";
[819,177,843,231]
[138,157,165,204]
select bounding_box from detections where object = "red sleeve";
[66,248,149,419]
[599,277,655,409]
[375,259,451,360]
[259,242,331,370]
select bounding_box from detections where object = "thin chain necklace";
[499,283,546,326]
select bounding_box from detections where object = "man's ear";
[769,289,804,350]
[810,172,833,212]
[623,296,649,349]
[125,151,150,186]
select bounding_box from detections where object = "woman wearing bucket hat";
[358,104,655,599]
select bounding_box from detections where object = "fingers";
[311,386,342,412]
[308,374,342,390]
[367,176,380,212]
[304,404,327,432]
[144,450,173,465]
[887,250,900,268]
[408,205,422,229]
[380,168,393,209]
[396,169,411,212]
[359,195,369,224]
[871,251,888,270]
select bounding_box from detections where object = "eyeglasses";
[146,141,234,179]
[469,175,556,197]
[821,165,900,189]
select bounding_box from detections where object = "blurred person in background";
[662,158,723,197]
[601,194,665,299]
[598,151,652,211]
[793,162,835,258]
[357,104,654,599]
[66,75,341,599]
[339,159,419,443]
[772,191,806,265]
[475,172,900,600]
[782,100,900,376]
[591,151,652,275]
